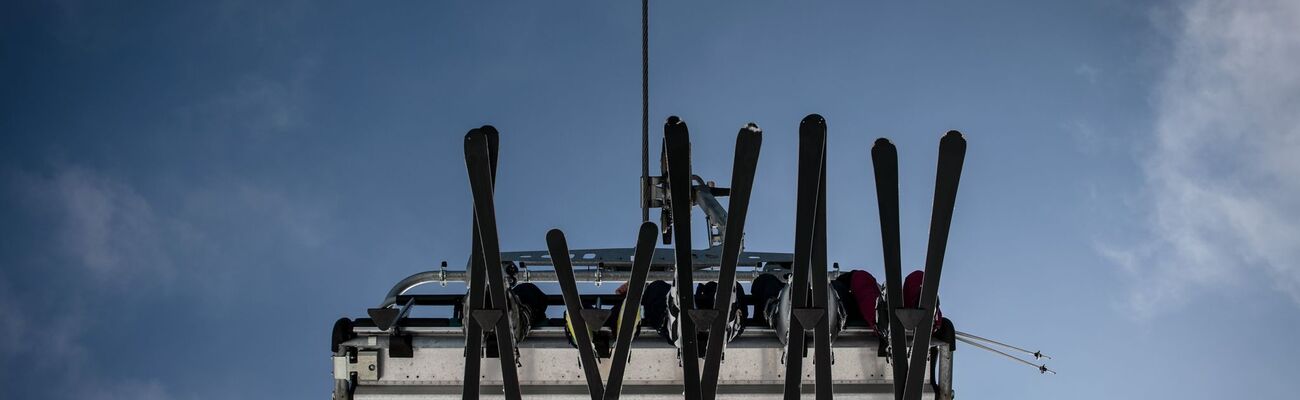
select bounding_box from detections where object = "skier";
[751,270,848,345]
[577,279,747,354]
[560,280,646,350]
[561,278,746,355]
[903,270,954,345]
[835,269,884,330]
[455,278,548,345]
[901,270,956,393]
[668,280,747,351]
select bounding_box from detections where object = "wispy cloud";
[78,380,172,400]
[55,168,174,279]
[1074,64,1101,84]
[0,275,172,399]
[10,167,179,284]
[1106,0,1300,316]
[2,165,332,398]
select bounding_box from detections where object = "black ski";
[548,222,659,400]
[464,129,522,400]
[461,126,499,400]
[870,138,909,400]
[603,221,660,400]
[809,116,833,400]
[901,131,966,400]
[548,229,606,400]
[700,123,764,399]
[783,114,827,399]
[663,116,701,400]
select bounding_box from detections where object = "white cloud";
[1112,0,1300,315]
[1074,64,1101,84]
[0,276,170,399]
[3,166,331,396]
[16,166,332,280]
[12,167,177,283]
[78,380,172,400]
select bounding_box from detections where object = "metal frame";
[334,323,950,400]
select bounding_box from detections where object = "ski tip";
[665,116,688,136]
[741,122,762,133]
[638,221,659,236]
[871,138,897,161]
[940,130,967,155]
[800,113,825,126]
[546,228,566,243]
[463,129,489,153]
[478,125,499,135]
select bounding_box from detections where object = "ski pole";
[955,336,1055,374]
[955,330,1051,360]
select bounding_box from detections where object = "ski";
[783,114,827,399]
[603,221,660,400]
[548,229,606,400]
[464,129,522,400]
[548,221,659,400]
[901,131,966,400]
[461,126,499,400]
[663,116,701,400]
[870,138,910,400]
[809,116,833,399]
[700,123,764,399]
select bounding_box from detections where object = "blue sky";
[3,1,1299,398]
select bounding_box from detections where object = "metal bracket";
[895,308,930,331]
[438,261,448,287]
[791,308,826,332]
[688,309,719,332]
[367,297,414,332]
[389,334,414,358]
[644,175,667,209]
[471,309,505,330]
[333,350,380,381]
[580,309,611,332]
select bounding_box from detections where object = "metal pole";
[640,0,650,223]
[407,269,768,285]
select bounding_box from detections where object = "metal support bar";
[393,269,811,285]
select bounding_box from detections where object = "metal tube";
[402,269,776,286]
[380,268,810,308]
